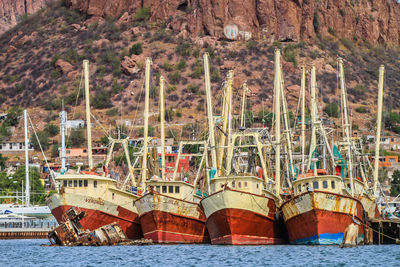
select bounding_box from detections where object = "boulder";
[116,12,130,27]
[55,59,74,74]
[121,56,140,75]
[93,38,110,48]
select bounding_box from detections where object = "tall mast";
[83,60,93,170]
[24,110,30,206]
[338,58,354,196]
[280,68,294,184]
[373,65,385,197]
[217,71,233,175]
[141,58,152,187]
[160,76,166,180]
[300,67,306,174]
[274,49,281,197]
[240,82,248,128]
[60,108,67,173]
[203,53,217,173]
[225,71,234,174]
[309,65,317,176]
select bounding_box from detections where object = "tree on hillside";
[30,131,50,151]
[44,123,59,137]
[0,154,7,171]
[324,102,339,118]
[391,170,400,197]
[4,106,22,127]
[70,128,85,147]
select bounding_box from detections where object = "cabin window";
[63,180,67,187]
[94,181,97,188]
[257,184,259,189]
[84,180,88,187]
[79,180,83,187]
[156,186,160,192]
[298,184,301,192]
[68,180,72,187]
[169,186,174,193]
[73,180,78,187]
[175,186,180,194]
[232,181,235,188]
[238,182,241,188]
[244,182,248,188]
[331,181,335,189]
[112,193,115,200]
[162,186,167,193]
[323,181,328,189]
[313,181,319,189]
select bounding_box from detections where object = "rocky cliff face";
[0,0,50,35]
[66,0,400,45]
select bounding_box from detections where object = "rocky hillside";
[0,0,50,35]
[0,0,400,143]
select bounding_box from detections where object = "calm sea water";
[1,239,399,267]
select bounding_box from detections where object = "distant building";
[367,135,400,150]
[0,142,33,154]
[58,147,107,166]
[66,120,85,129]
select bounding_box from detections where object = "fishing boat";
[47,60,142,239]
[280,64,365,245]
[134,72,209,243]
[200,53,286,245]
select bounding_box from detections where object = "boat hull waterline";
[201,188,287,245]
[48,193,142,240]
[135,192,209,243]
[281,191,365,245]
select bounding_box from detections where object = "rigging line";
[27,112,55,186]
[66,69,84,146]
[90,112,110,137]
[128,80,145,138]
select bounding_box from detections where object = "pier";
[369,218,400,244]
[0,228,50,239]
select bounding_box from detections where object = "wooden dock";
[369,218,400,244]
[0,228,50,239]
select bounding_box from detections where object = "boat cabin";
[147,181,198,202]
[210,175,264,195]
[293,174,344,195]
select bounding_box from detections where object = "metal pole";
[160,76,166,180]
[141,58,152,188]
[24,110,30,206]
[309,65,317,176]
[373,65,385,197]
[301,67,306,174]
[60,110,67,173]
[83,60,93,169]
[225,71,234,175]
[274,49,281,198]
[240,82,248,128]
[338,58,354,196]
[203,53,218,174]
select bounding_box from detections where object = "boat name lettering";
[294,196,303,203]
[325,194,337,201]
[85,197,104,205]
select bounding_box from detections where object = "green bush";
[324,102,339,118]
[106,108,119,116]
[162,62,174,72]
[4,106,22,127]
[30,131,50,150]
[134,7,150,21]
[283,44,298,66]
[112,79,124,95]
[129,43,143,55]
[93,90,112,109]
[70,128,85,148]
[211,68,220,83]
[138,126,155,137]
[176,60,186,71]
[246,40,258,50]
[355,106,368,113]
[168,71,181,85]
[187,84,199,94]
[44,123,59,137]
[175,41,191,57]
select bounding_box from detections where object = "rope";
[27,112,55,186]
[66,69,84,147]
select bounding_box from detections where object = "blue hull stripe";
[292,233,364,245]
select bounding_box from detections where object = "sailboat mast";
[300,67,306,174]
[373,65,385,197]
[83,60,93,170]
[160,76,166,179]
[203,53,218,174]
[24,110,30,206]
[338,58,354,196]
[240,82,248,128]
[141,58,152,187]
[274,49,281,197]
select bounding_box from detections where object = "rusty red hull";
[206,208,287,245]
[51,205,142,240]
[284,208,365,245]
[139,210,210,243]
